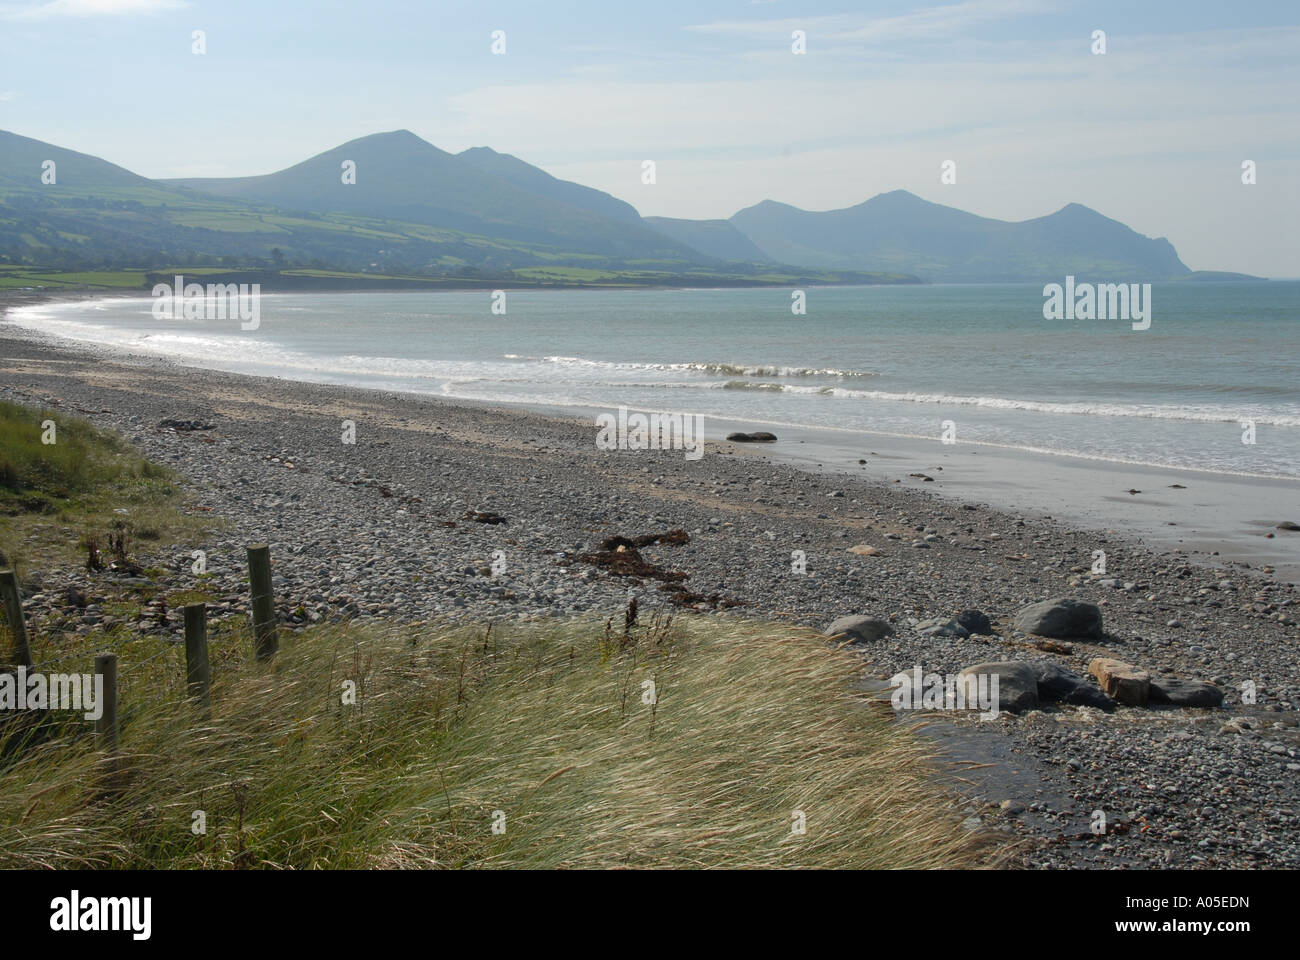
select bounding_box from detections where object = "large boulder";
[1088,658,1150,706]
[958,662,1039,714]
[1028,661,1116,711]
[1149,678,1224,708]
[1014,598,1104,639]
[824,615,895,644]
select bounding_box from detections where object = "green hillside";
[165,130,697,261]
[0,129,703,276]
[0,130,923,286]
[0,130,1207,285]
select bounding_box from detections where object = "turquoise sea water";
[9,281,1299,477]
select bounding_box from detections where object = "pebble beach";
[3,311,1299,869]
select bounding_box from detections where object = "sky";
[1,0,1298,276]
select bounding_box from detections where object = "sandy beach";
[2,306,1299,869]
[538,404,1300,585]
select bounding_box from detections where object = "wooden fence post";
[183,603,210,716]
[94,652,118,785]
[0,569,32,668]
[247,545,278,661]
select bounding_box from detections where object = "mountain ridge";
[164,130,696,261]
[0,129,1199,282]
[727,189,1190,282]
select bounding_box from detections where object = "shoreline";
[3,302,1300,869]
[526,399,1300,585]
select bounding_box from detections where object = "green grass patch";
[0,400,207,577]
[0,399,165,504]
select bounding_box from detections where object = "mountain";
[0,130,156,190]
[0,129,721,275]
[0,129,1199,285]
[166,130,695,261]
[0,128,279,270]
[728,190,1190,282]
[644,217,772,263]
[456,146,642,225]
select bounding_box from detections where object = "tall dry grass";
[0,612,999,869]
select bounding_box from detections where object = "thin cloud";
[688,0,1058,44]
[0,0,186,20]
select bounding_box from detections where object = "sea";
[8,281,1299,479]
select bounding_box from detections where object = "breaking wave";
[503,355,875,379]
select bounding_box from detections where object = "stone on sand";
[1149,677,1225,708]
[1028,661,1115,711]
[1088,658,1150,706]
[824,615,895,644]
[1014,598,1104,639]
[957,661,1039,714]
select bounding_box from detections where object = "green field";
[0,267,150,289]
[0,262,919,293]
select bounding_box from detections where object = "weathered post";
[94,652,119,786]
[0,569,32,668]
[247,545,278,661]
[183,603,211,716]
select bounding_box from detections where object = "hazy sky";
[2,0,1297,276]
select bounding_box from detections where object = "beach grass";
[0,399,202,577]
[0,612,999,869]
